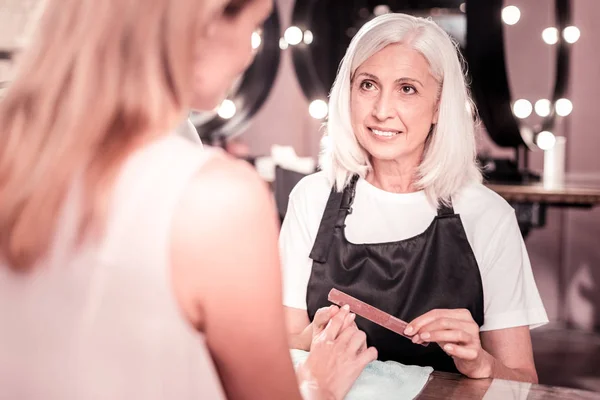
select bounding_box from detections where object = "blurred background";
[2,0,599,392]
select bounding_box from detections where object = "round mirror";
[289,0,571,154]
[190,5,282,147]
[290,1,466,102]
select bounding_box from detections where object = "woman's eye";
[401,85,417,95]
[360,81,375,90]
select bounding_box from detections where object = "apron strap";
[309,175,359,263]
[436,199,455,217]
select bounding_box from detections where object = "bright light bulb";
[279,37,289,50]
[542,27,558,45]
[502,6,521,25]
[563,26,580,43]
[513,99,533,119]
[303,30,313,45]
[535,99,551,117]
[537,131,556,150]
[284,26,303,46]
[251,31,262,50]
[218,99,236,119]
[460,3,466,13]
[373,5,391,16]
[309,99,328,119]
[555,98,573,117]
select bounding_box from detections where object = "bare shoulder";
[175,151,276,239]
[170,151,280,329]
[186,151,273,212]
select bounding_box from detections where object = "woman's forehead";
[356,44,433,83]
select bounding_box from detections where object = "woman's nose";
[372,93,395,121]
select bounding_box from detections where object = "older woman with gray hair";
[280,13,548,383]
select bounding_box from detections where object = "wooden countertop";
[486,179,600,206]
[418,372,600,399]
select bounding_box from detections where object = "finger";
[405,310,443,336]
[341,313,357,331]
[360,341,368,352]
[415,329,473,346]
[347,329,367,354]
[333,314,358,346]
[442,344,478,361]
[417,318,478,338]
[405,309,473,336]
[356,346,378,366]
[322,304,350,340]
[313,306,339,334]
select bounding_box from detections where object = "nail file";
[328,288,429,347]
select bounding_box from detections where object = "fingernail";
[342,304,350,311]
[444,344,453,351]
[421,332,430,340]
[349,313,356,321]
[412,334,420,343]
[404,326,413,335]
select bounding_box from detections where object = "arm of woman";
[171,154,302,400]
[406,208,547,383]
[286,306,314,350]
[480,326,538,382]
[406,309,538,382]
[170,154,374,400]
[279,177,339,350]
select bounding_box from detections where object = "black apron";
[307,175,484,373]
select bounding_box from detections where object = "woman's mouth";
[369,128,400,138]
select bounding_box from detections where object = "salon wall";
[243,0,600,331]
[500,0,600,332]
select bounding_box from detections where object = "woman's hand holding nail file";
[328,288,429,347]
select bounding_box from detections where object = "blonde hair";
[0,0,208,271]
[321,13,481,205]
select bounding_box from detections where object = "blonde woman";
[0,0,375,399]
[281,13,548,383]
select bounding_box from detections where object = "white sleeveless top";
[0,135,226,400]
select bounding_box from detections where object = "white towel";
[290,349,433,400]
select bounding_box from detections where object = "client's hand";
[297,305,378,400]
[297,305,367,353]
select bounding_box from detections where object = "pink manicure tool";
[328,288,429,347]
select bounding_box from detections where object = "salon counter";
[485,178,600,238]
[486,180,600,207]
[417,372,600,400]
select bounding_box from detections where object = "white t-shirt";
[279,172,549,332]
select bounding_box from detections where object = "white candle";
[543,136,567,189]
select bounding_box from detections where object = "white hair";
[320,13,481,206]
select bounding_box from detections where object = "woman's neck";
[366,157,421,193]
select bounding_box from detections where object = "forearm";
[485,352,538,383]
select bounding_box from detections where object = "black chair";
[273,166,309,223]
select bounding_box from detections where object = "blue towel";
[290,349,433,400]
